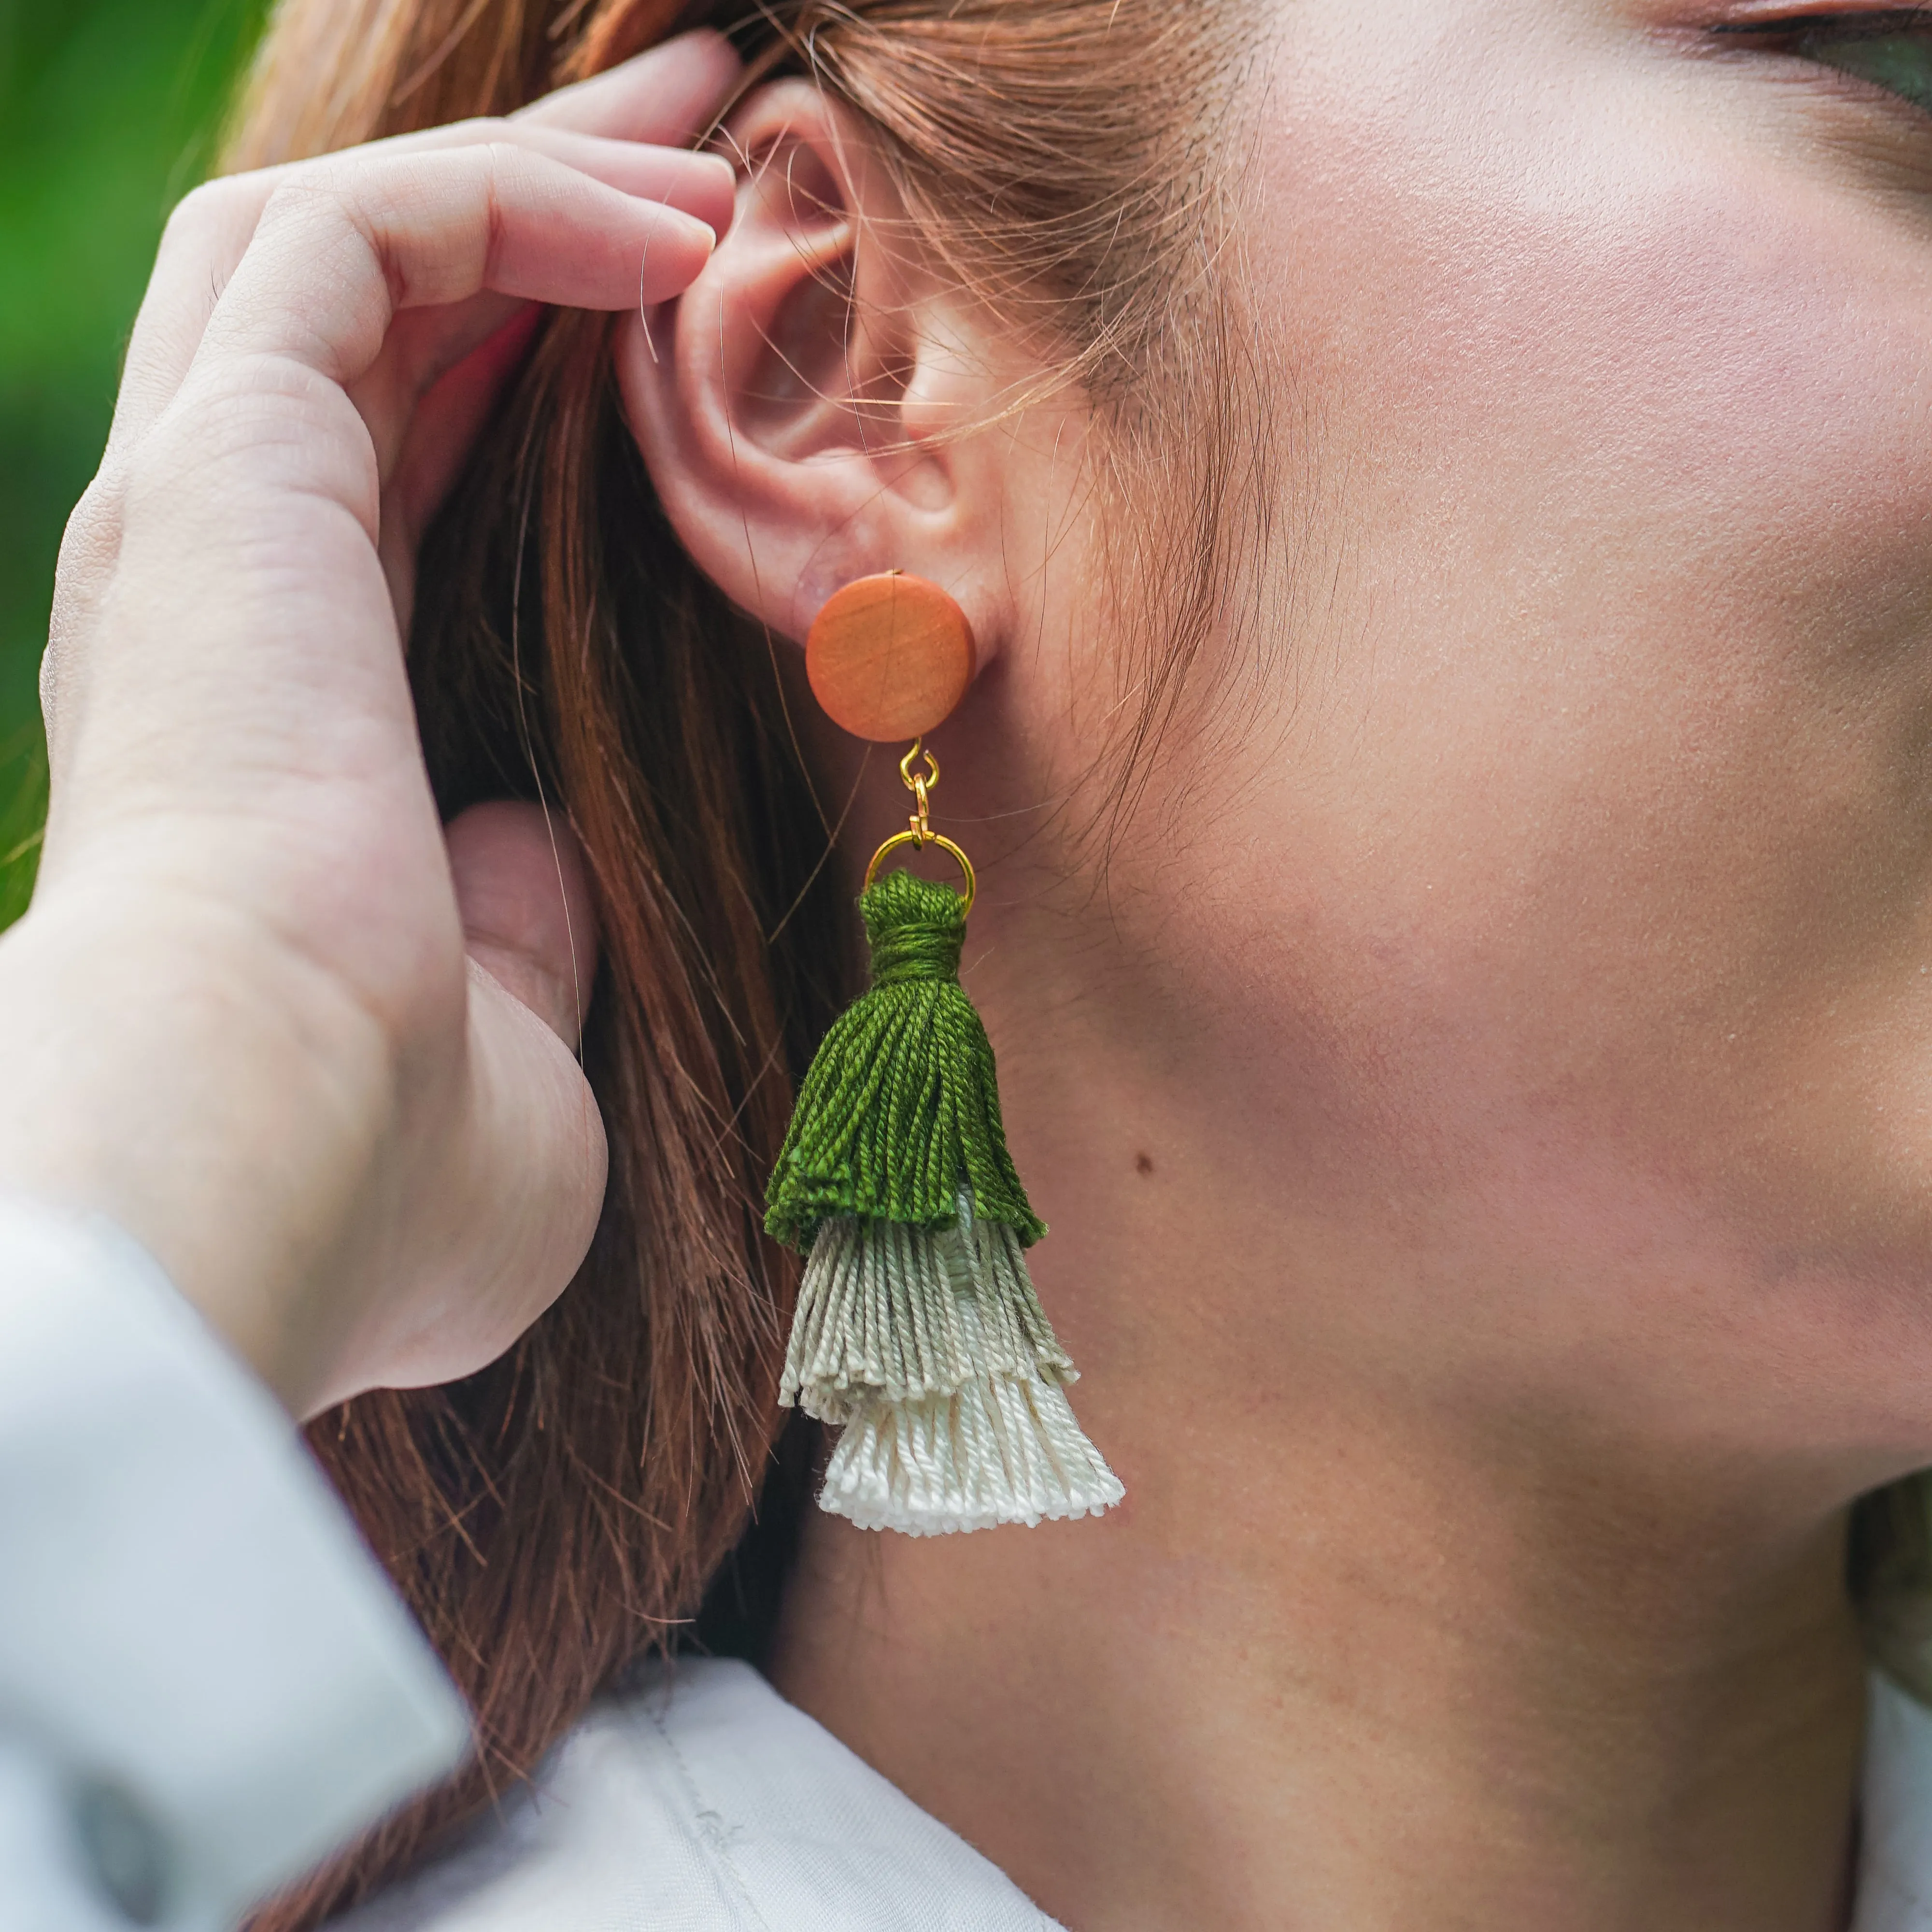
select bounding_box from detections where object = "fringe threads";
[767,871,1121,1536]
[783,1195,1122,1536]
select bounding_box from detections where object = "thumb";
[306,800,608,1411]
[445,799,598,1043]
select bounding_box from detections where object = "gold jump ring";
[863,830,977,914]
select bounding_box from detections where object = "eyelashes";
[1713,6,1932,37]
[1713,9,1932,113]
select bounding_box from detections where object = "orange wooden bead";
[805,572,977,743]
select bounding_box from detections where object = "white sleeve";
[0,1196,469,1931]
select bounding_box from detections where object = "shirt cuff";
[0,1196,468,1929]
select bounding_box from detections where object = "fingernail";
[643,205,717,257]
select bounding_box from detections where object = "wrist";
[0,880,401,1412]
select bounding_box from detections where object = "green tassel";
[765,863,1121,1535]
[765,868,1045,1252]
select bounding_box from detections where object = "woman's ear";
[617,79,1017,651]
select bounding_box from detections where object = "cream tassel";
[783,1193,1122,1536]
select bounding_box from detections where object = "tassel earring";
[765,572,1123,1537]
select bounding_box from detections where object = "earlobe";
[616,79,989,647]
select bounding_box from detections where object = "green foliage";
[0,0,266,924]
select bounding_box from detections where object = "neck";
[766,875,1869,1932]
[770,1359,1864,1932]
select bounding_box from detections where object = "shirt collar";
[1857,1674,1932,1931]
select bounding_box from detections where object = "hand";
[0,31,743,1417]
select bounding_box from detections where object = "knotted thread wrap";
[765,870,1044,1252]
[867,901,964,986]
[766,867,1122,1536]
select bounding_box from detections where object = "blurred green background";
[0,0,266,924]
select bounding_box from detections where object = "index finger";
[514,28,743,144]
[205,144,716,384]
[107,31,741,464]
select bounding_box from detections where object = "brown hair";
[223,1,1256,1922]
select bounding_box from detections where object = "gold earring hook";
[899,739,939,840]
[862,737,976,911]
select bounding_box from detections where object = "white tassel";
[782,1193,1123,1536]
[821,1372,1123,1536]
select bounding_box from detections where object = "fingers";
[380,302,543,593]
[445,802,599,1050]
[515,27,742,143]
[114,135,728,462]
[121,143,710,455]
[302,801,605,1406]
[58,143,713,810]
[334,128,734,445]
[110,29,741,461]
[327,803,607,1404]
[314,962,610,1409]
[192,141,711,408]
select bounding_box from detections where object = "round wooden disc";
[805,573,977,743]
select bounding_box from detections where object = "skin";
[16,2,1932,1929]
[0,32,743,1412]
[618,4,1932,1928]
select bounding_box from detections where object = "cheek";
[1179,19,1932,1274]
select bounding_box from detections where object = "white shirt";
[331,1660,1060,1932]
[1861,1678,1932,1932]
[329,1659,1932,1932]
[0,1199,466,1931]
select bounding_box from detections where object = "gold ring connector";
[863,736,975,909]
[864,829,977,912]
